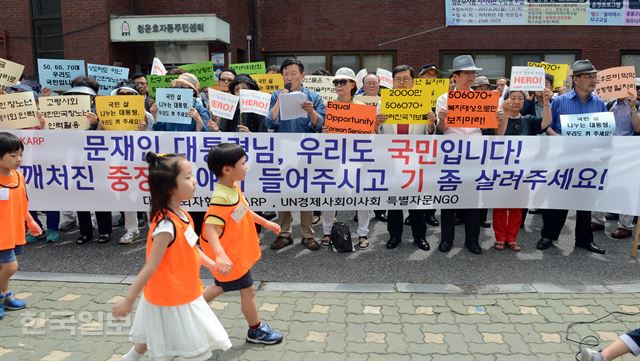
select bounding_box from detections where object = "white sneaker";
[580,348,604,361]
[119,230,141,244]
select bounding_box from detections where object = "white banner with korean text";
[7,131,640,215]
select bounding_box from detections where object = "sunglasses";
[333,79,348,86]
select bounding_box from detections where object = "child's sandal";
[507,242,522,252]
[494,242,506,250]
[357,236,369,250]
[321,234,331,247]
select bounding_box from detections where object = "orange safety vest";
[200,185,261,282]
[143,209,203,306]
[0,170,28,251]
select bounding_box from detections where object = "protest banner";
[180,61,216,88]
[414,78,450,108]
[0,92,39,129]
[302,75,337,103]
[229,61,266,75]
[208,88,239,119]
[147,74,180,98]
[509,67,546,92]
[324,101,376,134]
[0,58,24,89]
[239,89,271,117]
[527,61,570,90]
[354,95,380,107]
[560,112,616,137]
[95,95,145,131]
[446,90,500,128]
[39,95,91,130]
[156,88,193,125]
[151,57,167,75]
[355,68,368,89]
[380,87,431,116]
[87,64,130,95]
[250,73,284,93]
[9,131,640,217]
[595,66,637,100]
[37,59,86,92]
[376,68,393,89]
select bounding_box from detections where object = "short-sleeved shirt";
[550,90,607,134]
[205,183,239,226]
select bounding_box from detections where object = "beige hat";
[171,73,200,93]
[473,76,491,87]
[333,67,356,82]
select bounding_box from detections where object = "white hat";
[449,55,483,72]
[64,86,97,96]
[333,67,356,82]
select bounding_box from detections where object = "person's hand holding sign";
[86,112,98,125]
[189,108,204,131]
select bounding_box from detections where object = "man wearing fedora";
[536,59,607,254]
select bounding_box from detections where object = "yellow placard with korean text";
[414,78,450,109]
[527,62,569,90]
[250,73,285,94]
[95,95,145,131]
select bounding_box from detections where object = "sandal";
[357,236,369,250]
[506,242,522,252]
[494,241,505,250]
[321,234,331,247]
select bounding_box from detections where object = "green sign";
[229,61,266,75]
[147,74,179,98]
[180,61,216,88]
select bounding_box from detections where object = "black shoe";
[438,240,453,253]
[605,213,619,221]
[386,237,401,249]
[374,211,388,222]
[465,242,482,254]
[404,216,411,225]
[480,222,491,228]
[536,237,554,250]
[414,239,430,251]
[76,235,91,244]
[137,218,146,228]
[263,212,277,221]
[528,209,542,214]
[426,214,440,227]
[353,214,358,222]
[97,234,111,244]
[575,242,606,255]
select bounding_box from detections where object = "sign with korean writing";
[509,67,546,92]
[380,88,431,116]
[446,90,500,129]
[446,1,640,26]
[250,73,284,93]
[560,112,616,137]
[147,74,179,98]
[376,68,393,89]
[527,62,570,90]
[180,61,216,88]
[0,92,39,129]
[595,66,637,100]
[156,88,193,125]
[302,75,337,103]
[414,78,450,108]
[8,131,640,217]
[324,101,376,134]
[95,95,145,131]
[354,96,380,107]
[0,58,24,89]
[39,95,91,130]
[208,89,239,119]
[87,64,130,95]
[37,59,86,92]
[110,15,230,43]
[229,61,266,75]
[239,89,271,117]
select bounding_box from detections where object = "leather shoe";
[426,214,439,227]
[414,239,430,251]
[76,235,91,244]
[590,222,605,231]
[301,238,320,251]
[438,240,453,253]
[374,211,388,222]
[270,235,293,250]
[575,242,606,254]
[536,237,554,250]
[465,242,482,254]
[611,228,632,239]
[386,237,401,249]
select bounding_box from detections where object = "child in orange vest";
[0,132,42,320]
[112,152,231,361]
[201,142,284,345]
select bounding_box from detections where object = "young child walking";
[200,142,284,345]
[0,132,42,320]
[581,328,640,360]
[112,152,231,361]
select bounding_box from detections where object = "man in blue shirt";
[265,58,325,251]
[537,59,607,254]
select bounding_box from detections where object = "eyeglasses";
[332,79,348,86]
[364,81,379,86]
[393,77,412,83]
[219,77,234,83]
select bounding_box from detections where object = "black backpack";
[330,222,353,253]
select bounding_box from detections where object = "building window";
[622,54,640,76]
[265,52,395,74]
[32,0,63,59]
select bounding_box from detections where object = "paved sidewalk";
[1,280,639,361]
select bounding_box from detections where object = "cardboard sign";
[229,61,266,75]
[180,61,216,88]
[380,88,431,115]
[156,88,193,124]
[509,66,546,92]
[0,92,39,129]
[302,75,337,103]
[87,64,130,95]
[446,90,500,128]
[414,78,450,108]
[250,73,284,93]
[0,58,24,89]
[376,68,393,89]
[561,112,616,137]
[39,95,91,130]
[37,59,86,91]
[239,89,271,117]
[354,95,380,107]
[147,74,180,98]
[95,95,146,130]
[151,57,167,75]
[208,88,239,119]
[527,62,569,90]
[595,66,637,100]
[324,101,376,134]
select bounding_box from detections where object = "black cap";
[418,64,439,76]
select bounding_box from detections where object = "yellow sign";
[95,95,145,131]
[414,78,450,109]
[0,92,39,129]
[527,62,569,90]
[380,87,431,116]
[250,73,285,94]
[39,95,92,130]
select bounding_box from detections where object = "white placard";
[239,89,271,117]
[510,67,546,92]
[376,68,393,89]
[208,88,239,119]
[560,112,616,137]
[279,91,308,120]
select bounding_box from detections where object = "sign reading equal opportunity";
[324,101,377,134]
[39,95,91,130]
[595,66,637,100]
[95,95,145,131]
[446,90,499,129]
[0,92,39,129]
[380,87,431,115]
